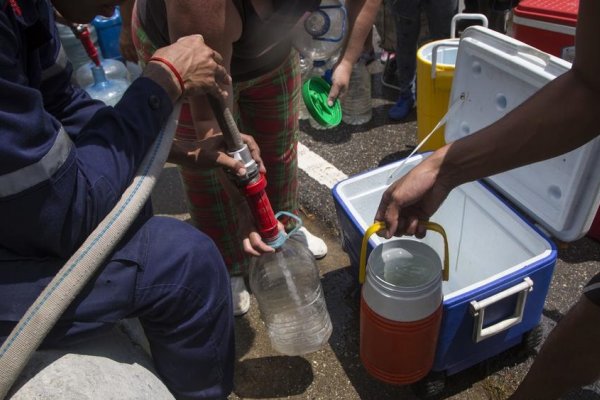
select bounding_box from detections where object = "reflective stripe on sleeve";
[0,127,73,197]
[41,46,69,81]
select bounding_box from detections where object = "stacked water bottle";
[56,7,137,106]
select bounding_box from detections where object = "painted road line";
[298,142,347,189]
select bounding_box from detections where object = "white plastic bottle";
[341,57,372,125]
[249,234,332,356]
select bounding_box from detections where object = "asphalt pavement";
[151,60,600,400]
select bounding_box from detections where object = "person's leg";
[234,50,327,259]
[234,52,301,223]
[1,216,235,399]
[130,217,235,399]
[424,0,458,40]
[388,0,420,120]
[510,273,600,399]
[133,9,250,316]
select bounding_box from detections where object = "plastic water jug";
[292,0,347,62]
[75,58,130,88]
[92,7,123,59]
[249,225,332,356]
[341,57,372,125]
[359,221,449,384]
[84,64,129,107]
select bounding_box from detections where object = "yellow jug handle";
[423,221,450,282]
[359,221,450,285]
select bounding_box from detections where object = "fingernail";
[238,167,247,176]
[327,100,333,107]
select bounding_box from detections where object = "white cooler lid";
[445,26,600,242]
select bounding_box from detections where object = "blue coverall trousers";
[0,214,235,400]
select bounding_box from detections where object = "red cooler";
[510,0,577,62]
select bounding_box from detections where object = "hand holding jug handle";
[359,221,449,285]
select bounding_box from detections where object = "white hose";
[0,103,182,399]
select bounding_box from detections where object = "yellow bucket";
[415,39,459,152]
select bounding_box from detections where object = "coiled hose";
[0,103,182,399]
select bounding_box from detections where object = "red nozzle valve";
[242,174,280,243]
[73,24,100,66]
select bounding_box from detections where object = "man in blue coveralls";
[0,0,258,398]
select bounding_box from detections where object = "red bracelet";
[149,56,185,95]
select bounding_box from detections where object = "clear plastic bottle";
[84,64,129,107]
[249,234,332,356]
[341,57,372,125]
[292,0,347,62]
[75,58,130,89]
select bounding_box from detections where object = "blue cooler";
[332,26,600,391]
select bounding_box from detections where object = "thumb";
[215,153,247,177]
[327,83,341,107]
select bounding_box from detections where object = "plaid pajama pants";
[132,12,301,275]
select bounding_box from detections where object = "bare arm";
[328,0,382,104]
[119,0,138,62]
[435,0,600,188]
[376,0,600,238]
[164,0,241,140]
[163,1,274,254]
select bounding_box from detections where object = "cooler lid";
[513,0,578,26]
[445,26,600,242]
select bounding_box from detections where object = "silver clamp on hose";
[228,145,259,184]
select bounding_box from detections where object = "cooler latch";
[469,277,534,343]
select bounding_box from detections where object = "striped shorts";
[132,10,301,276]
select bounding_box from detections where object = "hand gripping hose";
[0,104,182,399]
[206,96,289,248]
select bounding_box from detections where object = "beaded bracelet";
[149,56,185,95]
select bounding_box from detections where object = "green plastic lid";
[302,77,342,127]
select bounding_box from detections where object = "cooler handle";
[516,45,552,68]
[469,277,534,343]
[431,42,459,80]
[359,221,449,284]
[450,13,488,38]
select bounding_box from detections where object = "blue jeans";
[392,0,458,94]
[0,214,235,399]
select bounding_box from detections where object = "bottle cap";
[302,77,342,128]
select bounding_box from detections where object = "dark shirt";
[136,0,320,81]
[0,0,173,258]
